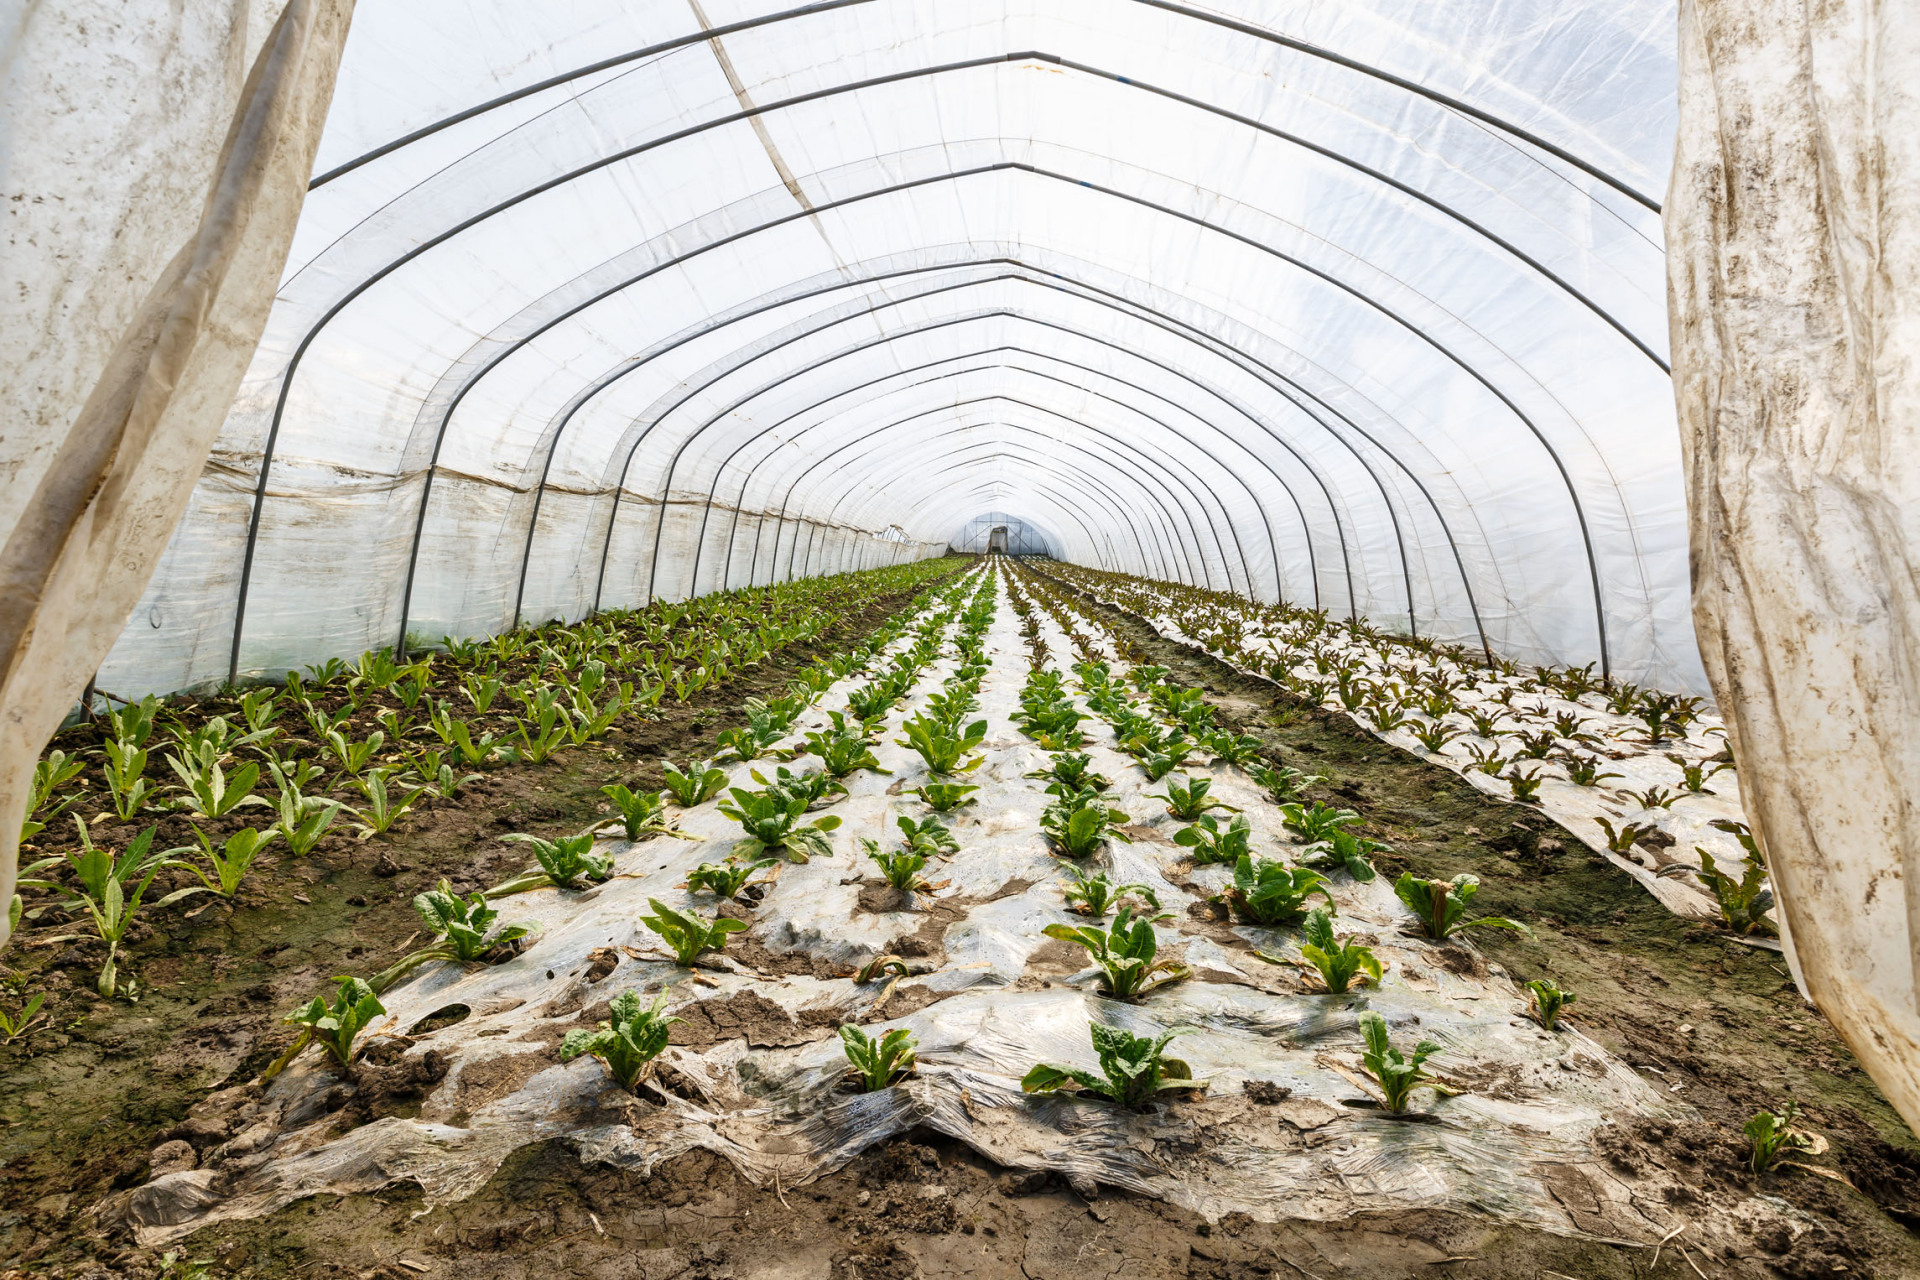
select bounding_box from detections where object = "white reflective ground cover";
[108,569,1697,1246]
[92,0,1695,701]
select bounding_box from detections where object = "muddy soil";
[0,570,961,1276]
[8,561,1920,1279]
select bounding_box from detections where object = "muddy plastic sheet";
[1039,568,1759,931]
[106,567,1692,1247]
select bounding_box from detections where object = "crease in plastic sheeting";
[103,569,1689,1246]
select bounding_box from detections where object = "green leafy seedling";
[910,782,979,811]
[1172,812,1252,866]
[1061,868,1161,918]
[182,825,278,897]
[717,786,842,863]
[1664,847,1776,936]
[1357,1010,1454,1113]
[840,1024,918,1092]
[1219,855,1334,926]
[1393,872,1531,941]
[1524,978,1577,1031]
[662,759,730,807]
[684,858,777,899]
[1022,1021,1204,1110]
[1042,905,1188,997]
[413,881,531,961]
[1594,817,1657,854]
[640,898,748,966]
[561,990,680,1090]
[1745,1100,1818,1174]
[895,715,988,775]
[1027,752,1112,793]
[749,765,847,811]
[493,831,614,893]
[1147,775,1239,822]
[278,976,385,1076]
[1248,764,1324,805]
[1041,787,1132,858]
[1293,908,1381,994]
[862,838,932,893]
[1280,800,1358,843]
[0,993,47,1046]
[601,784,686,841]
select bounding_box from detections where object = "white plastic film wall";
[94,0,1689,698]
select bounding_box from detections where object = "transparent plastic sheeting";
[107,573,1689,1245]
[97,0,1695,699]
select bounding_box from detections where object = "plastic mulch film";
[105,569,1692,1247]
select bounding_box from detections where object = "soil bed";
[5,560,1919,1279]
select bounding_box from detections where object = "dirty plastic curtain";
[96,0,1690,702]
[0,0,355,945]
[1669,0,1920,1135]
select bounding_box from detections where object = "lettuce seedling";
[345,767,430,839]
[1302,827,1385,882]
[1557,752,1622,787]
[1664,846,1776,935]
[493,831,614,893]
[1504,765,1545,803]
[1022,1022,1204,1110]
[0,993,46,1046]
[1524,978,1577,1031]
[1409,722,1463,754]
[282,977,385,1075]
[1061,868,1161,918]
[1280,801,1358,843]
[802,716,890,778]
[182,825,278,897]
[1625,785,1680,810]
[1172,812,1251,866]
[1042,906,1189,996]
[166,740,267,821]
[1026,752,1110,792]
[1393,872,1530,940]
[749,766,847,811]
[1203,730,1265,768]
[896,715,988,775]
[909,782,979,811]
[561,990,680,1090]
[718,787,842,863]
[1219,855,1334,926]
[1666,753,1730,794]
[412,881,531,961]
[685,857,777,899]
[1248,763,1323,804]
[1593,817,1657,853]
[840,1024,918,1092]
[1147,775,1239,822]
[640,898,749,965]
[1357,1011,1453,1112]
[662,759,730,807]
[1745,1101,1817,1174]
[896,814,959,859]
[1295,908,1381,993]
[863,838,932,893]
[1041,787,1132,858]
[1129,733,1195,781]
[101,740,155,821]
[600,783,686,841]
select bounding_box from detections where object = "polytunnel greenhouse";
[5,1,1919,1275]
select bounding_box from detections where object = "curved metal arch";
[245,162,1609,675]
[797,432,1182,580]
[612,315,1248,602]
[712,385,1235,594]
[798,437,1181,584]
[692,313,1326,608]
[312,0,1660,217]
[514,267,1333,628]
[767,417,1187,587]
[680,334,1304,603]
[909,453,1170,579]
[509,253,1457,647]
[496,161,1609,665]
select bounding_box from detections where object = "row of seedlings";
[264,570,986,1080]
[1030,562,1767,938]
[1014,562,1818,1167]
